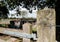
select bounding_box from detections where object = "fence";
[0,8,56,42]
[37,8,55,42]
[0,22,37,42]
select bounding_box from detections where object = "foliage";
[0,0,56,18]
[0,1,9,18]
[4,0,56,10]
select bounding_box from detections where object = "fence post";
[23,22,32,42]
[37,8,56,42]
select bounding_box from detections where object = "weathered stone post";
[37,8,56,42]
[23,22,32,42]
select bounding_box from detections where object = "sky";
[8,5,37,18]
[1,0,47,18]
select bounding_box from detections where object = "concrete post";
[23,22,32,42]
[37,8,56,42]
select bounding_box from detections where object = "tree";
[0,1,9,18]
[0,0,55,18]
[1,0,55,19]
[21,11,27,18]
[5,0,55,12]
[46,0,56,8]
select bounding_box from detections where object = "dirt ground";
[0,34,22,42]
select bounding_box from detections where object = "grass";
[32,27,37,32]
[0,24,8,28]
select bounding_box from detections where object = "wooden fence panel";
[37,8,56,42]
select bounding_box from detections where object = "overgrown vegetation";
[0,0,56,18]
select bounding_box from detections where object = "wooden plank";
[37,8,56,42]
[0,27,37,40]
[23,23,32,42]
[0,27,23,34]
[0,19,19,24]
